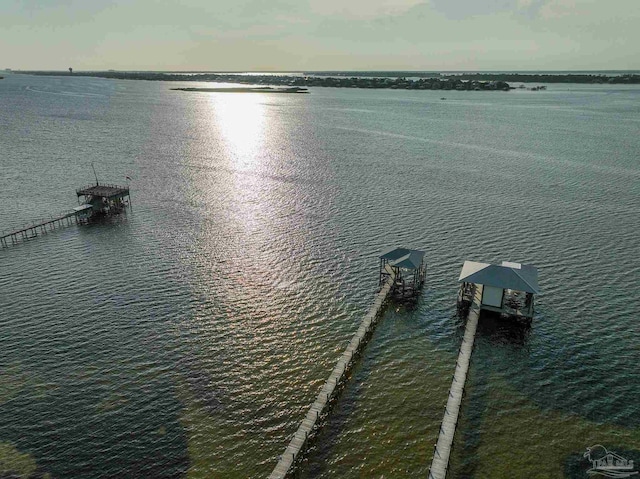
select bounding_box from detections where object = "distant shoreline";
[14,70,640,91]
[15,71,512,91]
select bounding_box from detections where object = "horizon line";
[7,69,640,74]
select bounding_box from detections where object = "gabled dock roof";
[380,247,425,270]
[458,260,540,294]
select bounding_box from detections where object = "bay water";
[1,73,639,478]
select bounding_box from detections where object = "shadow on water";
[78,210,131,229]
[450,310,531,476]
[178,362,227,414]
[295,322,381,478]
[0,377,190,479]
[387,296,422,314]
[474,310,532,347]
[452,308,531,349]
[452,358,490,478]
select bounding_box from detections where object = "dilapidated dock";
[1,182,130,248]
[428,284,483,479]
[76,183,130,216]
[0,205,92,248]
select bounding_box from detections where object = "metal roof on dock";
[458,260,540,294]
[380,247,425,270]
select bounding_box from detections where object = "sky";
[1,0,639,71]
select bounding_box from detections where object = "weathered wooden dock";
[0,205,92,248]
[76,183,130,216]
[1,181,130,249]
[268,266,397,479]
[428,284,483,479]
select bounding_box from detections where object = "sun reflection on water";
[210,93,267,171]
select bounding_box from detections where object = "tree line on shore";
[18,71,513,91]
[17,70,640,90]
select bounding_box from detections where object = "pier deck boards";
[428,284,483,479]
[268,270,397,479]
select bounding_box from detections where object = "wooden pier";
[269,266,398,479]
[1,181,130,249]
[428,284,483,479]
[0,205,92,248]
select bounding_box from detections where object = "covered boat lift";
[379,247,427,299]
[457,260,539,320]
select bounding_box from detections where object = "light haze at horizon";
[1,0,638,71]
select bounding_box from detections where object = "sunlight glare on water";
[212,94,266,170]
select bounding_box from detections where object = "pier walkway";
[269,266,397,479]
[0,205,92,248]
[428,284,483,479]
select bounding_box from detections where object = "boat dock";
[428,260,539,477]
[428,284,483,479]
[1,182,130,248]
[269,266,397,479]
[269,248,427,479]
[269,266,396,479]
[458,261,539,322]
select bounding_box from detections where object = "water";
[1,73,639,478]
